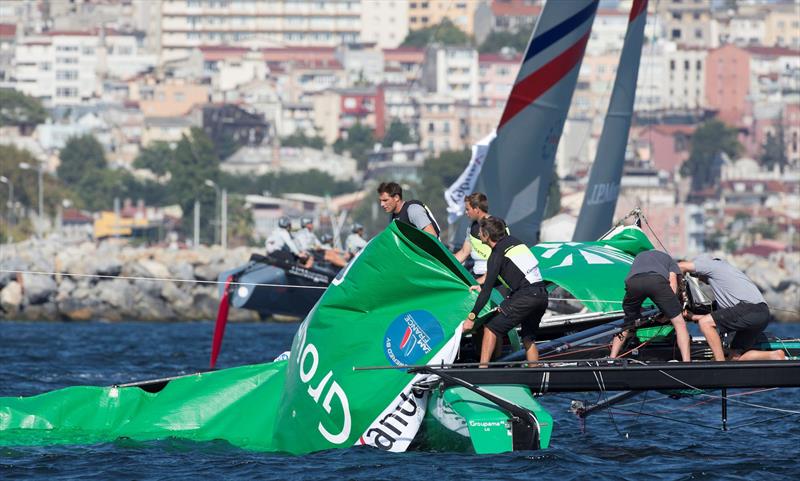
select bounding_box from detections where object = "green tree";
[0,88,47,129]
[0,145,75,219]
[333,123,376,171]
[479,29,530,54]
[759,125,788,172]
[214,131,240,160]
[133,141,174,176]
[401,18,472,47]
[680,119,742,191]
[76,169,131,212]
[543,171,561,220]
[281,131,326,150]
[417,149,471,237]
[381,120,415,147]
[58,134,107,186]
[226,194,257,247]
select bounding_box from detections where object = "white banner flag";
[443,131,496,224]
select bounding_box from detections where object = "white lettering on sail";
[319,381,351,444]
[586,182,620,205]
[299,343,318,383]
[296,337,353,446]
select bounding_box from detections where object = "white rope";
[0,269,328,290]
[657,369,800,415]
[3,268,799,316]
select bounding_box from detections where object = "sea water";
[2,321,799,481]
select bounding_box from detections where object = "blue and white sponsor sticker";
[383,310,445,366]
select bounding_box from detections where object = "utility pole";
[0,176,12,244]
[221,188,227,250]
[193,199,200,248]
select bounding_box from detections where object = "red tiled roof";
[45,30,95,36]
[649,124,697,136]
[479,53,522,64]
[491,0,542,17]
[0,24,16,37]
[744,45,800,57]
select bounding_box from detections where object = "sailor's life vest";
[391,199,441,237]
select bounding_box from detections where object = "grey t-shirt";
[406,203,432,230]
[626,250,680,282]
[692,254,765,309]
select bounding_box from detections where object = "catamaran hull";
[419,384,552,454]
[218,257,334,319]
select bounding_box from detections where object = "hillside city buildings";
[0,0,798,254]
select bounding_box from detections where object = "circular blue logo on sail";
[384,310,445,366]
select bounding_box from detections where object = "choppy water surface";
[2,321,799,480]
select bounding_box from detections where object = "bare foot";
[771,350,787,361]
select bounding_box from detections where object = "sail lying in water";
[573,0,649,241]
[478,0,599,245]
[0,222,486,454]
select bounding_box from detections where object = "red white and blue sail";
[573,0,649,241]
[477,0,599,245]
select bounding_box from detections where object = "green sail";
[0,221,484,453]
[533,226,654,313]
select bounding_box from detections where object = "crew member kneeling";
[679,255,785,361]
[462,216,549,366]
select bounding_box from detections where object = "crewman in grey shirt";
[679,255,785,361]
[611,250,691,362]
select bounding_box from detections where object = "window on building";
[56,87,78,97]
[684,60,690,70]
[428,122,434,132]
[56,70,78,80]
[672,12,682,20]
[82,46,94,55]
[693,12,701,20]
[694,28,703,39]
[443,122,450,133]
[670,59,676,70]
[672,28,682,39]
[696,60,702,70]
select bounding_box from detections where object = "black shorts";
[711,302,770,352]
[485,283,548,342]
[622,273,682,322]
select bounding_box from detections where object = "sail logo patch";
[384,310,444,366]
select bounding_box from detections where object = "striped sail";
[478,0,599,245]
[572,0,649,241]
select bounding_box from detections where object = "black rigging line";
[728,412,800,431]
[610,406,723,431]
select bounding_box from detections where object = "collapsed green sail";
[535,226,654,312]
[0,222,484,453]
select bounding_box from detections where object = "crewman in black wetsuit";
[462,216,549,366]
[376,181,441,238]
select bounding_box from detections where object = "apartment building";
[161,0,362,61]
[360,0,408,49]
[422,45,478,104]
[408,0,477,35]
[657,0,713,48]
[15,32,99,107]
[478,52,518,108]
